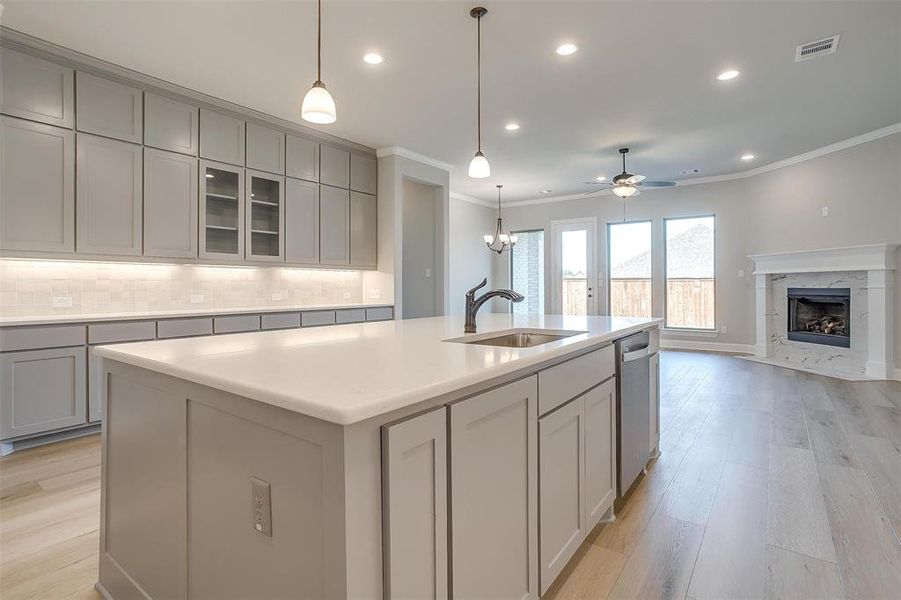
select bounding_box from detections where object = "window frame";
[663,214,717,331]
[606,219,653,319]
[508,228,545,315]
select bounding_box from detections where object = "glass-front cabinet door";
[246,170,285,262]
[200,160,245,260]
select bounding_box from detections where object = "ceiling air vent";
[795,35,840,62]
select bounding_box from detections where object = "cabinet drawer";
[157,317,213,339]
[213,314,260,334]
[0,324,86,352]
[366,307,394,322]
[88,321,156,345]
[261,312,301,330]
[301,310,336,327]
[538,345,615,416]
[335,309,365,324]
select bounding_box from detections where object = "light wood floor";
[2,351,900,599]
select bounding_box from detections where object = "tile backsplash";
[0,259,367,317]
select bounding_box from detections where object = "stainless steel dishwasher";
[615,330,652,497]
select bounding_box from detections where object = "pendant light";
[301,0,337,124]
[468,7,490,178]
[484,185,517,254]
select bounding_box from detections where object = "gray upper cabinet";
[76,134,143,256]
[319,185,349,265]
[76,71,143,143]
[144,148,198,258]
[0,116,75,253]
[200,160,245,260]
[199,108,245,166]
[319,144,349,189]
[350,153,377,194]
[286,135,319,182]
[382,407,448,600]
[0,346,87,439]
[350,192,377,268]
[450,376,539,600]
[245,170,285,262]
[246,123,285,174]
[144,92,199,156]
[1,48,74,128]
[285,178,319,264]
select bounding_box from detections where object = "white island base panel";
[94,315,660,600]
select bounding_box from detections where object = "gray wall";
[448,198,505,314]
[402,179,439,318]
[487,133,901,366]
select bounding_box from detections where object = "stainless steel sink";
[447,328,584,348]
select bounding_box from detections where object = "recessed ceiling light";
[556,43,578,56]
[539,189,553,194]
[363,52,384,65]
[716,69,740,81]
[740,153,756,161]
[595,176,606,182]
[505,122,520,131]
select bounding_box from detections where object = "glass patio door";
[552,219,597,315]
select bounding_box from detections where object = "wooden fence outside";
[609,278,714,328]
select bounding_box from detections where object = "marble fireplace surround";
[749,243,898,380]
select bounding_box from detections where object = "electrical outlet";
[190,294,204,304]
[721,325,729,334]
[822,206,829,217]
[251,477,272,537]
[425,267,432,278]
[271,291,284,302]
[368,288,382,299]
[342,291,352,300]
[52,296,73,308]
[738,269,745,278]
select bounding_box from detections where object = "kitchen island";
[93,313,661,600]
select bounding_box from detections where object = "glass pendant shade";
[302,82,336,124]
[612,184,638,198]
[469,152,491,178]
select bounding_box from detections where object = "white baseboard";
[659,339,754,354]
[892,366,901,382]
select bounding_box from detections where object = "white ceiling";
[4,1,900,202]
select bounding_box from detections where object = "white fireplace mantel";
[749,243,898,275]
[748,243,899,380]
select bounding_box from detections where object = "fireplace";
[787,288,850,348]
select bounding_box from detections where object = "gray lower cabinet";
[538,395,586,593]
[199,108,245,166]
[381,407,448,600]
[144,92,199,156]
[76,133,143,256]
[319,144,350,189]
[320,185,350,265]
[584,378,616,531]
[285,178,319,264]
[246,170,285,262]
[0,116,75,253]
[350,191,377,268]
[1,47,74,128]
[450,375,539,600]
[286,134,319,182]
[144,149,198,258]
[366,307,394,322]
[0,346,86,439]
[246,122,285,174]
[75,71,143,144]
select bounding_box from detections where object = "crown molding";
[449,192,495,208]
[504,122,901,207]
[377,147,455,173]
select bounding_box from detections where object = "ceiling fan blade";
[637,181,677,188]
[582,181,611,186]
[624,174,645,184]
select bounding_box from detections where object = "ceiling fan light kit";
[468,6,490,179]
[301,0,337,124]
[584,148,676,198]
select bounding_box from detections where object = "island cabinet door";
[584,378,616,532]
[449,375,538,600]
[381,407,448,600]
[538,396,586,594]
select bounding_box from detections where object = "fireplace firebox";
[787,288,850,348]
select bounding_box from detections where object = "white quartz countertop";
[0,302,393,327]
[95,313,661,425]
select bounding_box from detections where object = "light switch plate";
[251,477,272,537]
[52,296,73,308]
[822,206,829,217]
[190,294,204,304]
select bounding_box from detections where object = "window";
[665,215,715,329]
[510,230,544,315]
[608,221,652,318]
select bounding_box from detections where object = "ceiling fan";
[583,148,676,197]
